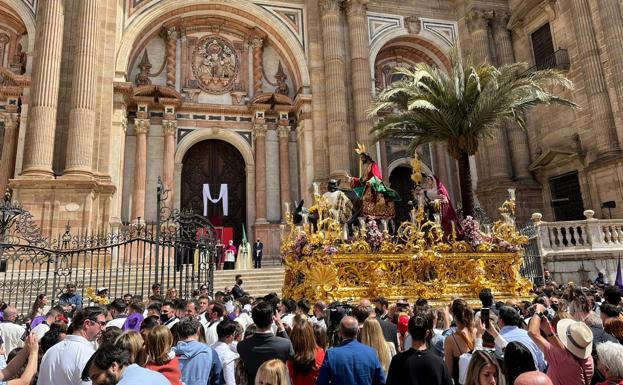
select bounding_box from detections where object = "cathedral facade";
[1,0,623,256]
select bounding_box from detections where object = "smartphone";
[481,308,490,329]
[20,323,31,341]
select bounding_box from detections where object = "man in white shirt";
[280,299,296,328]
[205,302,225,345]
[37,306,106,385]
[0,306,25,354]
[105,299,128,329]
[311,301,328,330]
[197,295,210,325]
[210,318,240,385]
[32,308,62,340]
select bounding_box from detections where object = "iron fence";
[0,179,218,314]
[520,222,544,285]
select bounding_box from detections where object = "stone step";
[213,267,285,298]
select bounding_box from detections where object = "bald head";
[359,298,372,307]
[340,316,359,340]
[3,306,17,321]
[514,371,554,385]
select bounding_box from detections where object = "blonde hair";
[361,318,391,373]
[115,330,145,365]
[145,325,174,365]
[255,359,289,385]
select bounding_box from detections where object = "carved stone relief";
[191,35,240,94]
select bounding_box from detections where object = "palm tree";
[370,49,576,217]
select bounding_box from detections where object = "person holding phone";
[0,333,39,385]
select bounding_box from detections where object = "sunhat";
[556,319,593,359]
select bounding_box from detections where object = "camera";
[325,301,352,347]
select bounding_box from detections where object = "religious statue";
[414,174,462,236]
[134,50,152,86]
[349,143,401,219]
[323,179,354,224]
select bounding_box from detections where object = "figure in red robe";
[419,174,463,236]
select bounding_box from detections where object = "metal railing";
[529,49,570,72]
[0,180,218,314]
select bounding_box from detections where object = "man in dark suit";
[237,302,293,385]
[252,239,263,268]
[359,299,399,351]
[231,274,245,299]
[317,316,386,385]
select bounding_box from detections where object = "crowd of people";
[0,272,622,385]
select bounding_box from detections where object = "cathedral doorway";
[180,139,246,245]
[389,166,413,223]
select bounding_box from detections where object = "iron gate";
[520,222,544,284]
[0,179,217,313]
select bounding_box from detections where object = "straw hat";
[557,319,593,359]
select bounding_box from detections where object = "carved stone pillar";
[596,0,623,119]
[250,37,264,96]
[278,124,291,220]
[570,0,619,157]
[0,112,20,191]
[162,119,177,209]
[22,0,65,177]
[63,0,99,177]
[254,124,268,224]
[492,11,532,180]
[468,9,512,182]
[345,0,373,150]
[319,0,350,178]
[131,118,150,221]
[162,27,177,88]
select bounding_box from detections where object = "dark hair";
[479,288,493,307]
[498,306,520,327]
[504,341,537,385]
[313,323,328,350]
[451,299,474,328]
[40,322,68,354]
[147,302,162,313]
[217,319,237,340]
[176,318,201,340]
[408,308,433,343]
[297,299,311,313]
[162,301,175,308]
[282,299,296,313]
[415,298,428,307]
[211,302,225,317]
[290,319,318,374]
[252,302,274,328]
[108,298,126,313]
[244,324,258,339]
[140,316,160,331]
[604,286,622,306]
[72,307,106,330]
[352,305,372,324]
[600,303,622,318]
[235,274,242,280]
[239,296,252,306]
[152,283,161,290]
[98,327,123,347]
[174,298,187,311]
[82,346,130,381]
[374,297,389,308]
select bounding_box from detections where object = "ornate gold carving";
[192,35,239,94]
[162,119,177,136]
[134,118,150,135]
[281,183,531,304]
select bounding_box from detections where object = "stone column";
[254,124,268,223]
[162,27,177,88]
[278,124,291,220]
[0,112,20,191]
[162,119,177,209]
[467,8,512,181]
[570,0,619,156]
[319,0,350,178]
[492,11,532,180]
[63,0,99,177]
[345,0,373,150]
[131,118,149,221]
[21,0,65,177]
[596,0,623,116]
[250,37,264,96]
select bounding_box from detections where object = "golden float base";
[282,251,533,305]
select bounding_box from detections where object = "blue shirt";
[58,293,83,311]
[498,325,547,371]
[119,364,171,385]
[317,339,386,385]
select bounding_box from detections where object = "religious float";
[281,154,533,305]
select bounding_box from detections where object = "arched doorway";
[181,139,246,245]
[389,166,413,223]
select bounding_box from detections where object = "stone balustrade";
[533,210,623,256]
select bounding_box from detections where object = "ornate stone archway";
[115,0,310,89]
[174,127,255,238]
